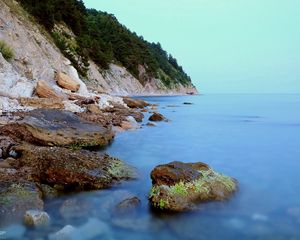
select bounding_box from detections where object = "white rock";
[24,210,50,227]
[63,101,85,113]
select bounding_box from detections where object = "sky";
[83,0,300,93]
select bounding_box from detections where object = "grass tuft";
[0,40,14,61]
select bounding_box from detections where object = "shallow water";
[2,94,300,239]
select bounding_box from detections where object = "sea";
[2,94,300,240]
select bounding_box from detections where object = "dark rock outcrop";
[149,161,237,212]
[0,109,114,148]
[149,112,165,122]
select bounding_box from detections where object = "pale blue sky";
[83,0,300,93]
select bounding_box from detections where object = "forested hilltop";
[17,0,193,88]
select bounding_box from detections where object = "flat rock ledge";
[0,108,114,148]
[149,161,237,212]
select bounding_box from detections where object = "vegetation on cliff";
[16,0,192,87]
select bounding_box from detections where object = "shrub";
[0,40,14,61]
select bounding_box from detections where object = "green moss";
[169,181,188,196]
[0,184,35,206]
[0,40,14,61]
[107,158,136,179]
[68,140,102,151]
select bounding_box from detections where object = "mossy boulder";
[12,144,137,191]
[149,161,237,212]
[0,109,114,148]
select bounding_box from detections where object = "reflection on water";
[2,94,300,239]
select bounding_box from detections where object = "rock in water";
[149,161,237,212]
[149,112,165,122]
[0,109,114,148]
[24,210,50,227]
[0,182,44,225]
[55,72,80,92]
[48,225,76,240]
[123,97,150,109]
[35,80,65,99]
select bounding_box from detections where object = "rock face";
[55,72,80,92]
[149,161,237,212]
[0,109,114,147]
[12,144,137,191]
[149,112,165,122]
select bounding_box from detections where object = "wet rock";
[35,80,65,99]
[59,198,91,219]
[183,102,193,105]
[149,112,165,122]
[12,144,137,191]
[0,182,44,225]
[121,116,140,130]
[146,122,156,127]
[48,225,76,240]
[115,196,141,213]
[37,184,59,199]
[149,161,237,212]
[123,97,150,109]
[0,109,114,148]
[24,210,50,227]
[55,72,80,92]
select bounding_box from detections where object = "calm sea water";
[3,94,300,239]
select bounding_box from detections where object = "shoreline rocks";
[0,108,114,148]
[149,112,165,122]
[149,161,237,212]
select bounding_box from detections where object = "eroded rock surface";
[149,161,237,212]
[0,109,114,148]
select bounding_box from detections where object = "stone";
[115,196,141,213]
[18,97,64,109]
[48,225,76,240]
[0,109,114,148]
[24,210,50,227]
[149,161,237,212]
[35,80,65,99]
[0,136,16,159]
[123,97,150,109]
[146,122,156,127]
[183,102,193,105]
[59,198,91,219]
[87,104,101,114]
[55,72,80,92]
[0,182,44,225]
[149,112,165,122]
[12,144,137,191]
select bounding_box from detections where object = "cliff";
[0,0,198,96]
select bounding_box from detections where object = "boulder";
[12,144,137,191]
[0,136,16,159]
[0,109,114,148]
[18,97,64,109]
[55,72,80,92]
[48,225,76,240]
[149,161,237,212]
[115,196,141,213]
[24,210,50,227]
[123,97,150,109]
[35,80,65,99]
[149,112,165,122]
[0,182,44,225]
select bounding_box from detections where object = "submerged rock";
[12,144,137,191]
[149,112,165,122]
[149,161,237,212]
[24,210,50,227]
[0,182,44,225]
[48,225,76,240]
[0,108,114,148]
[115,196,141,213]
